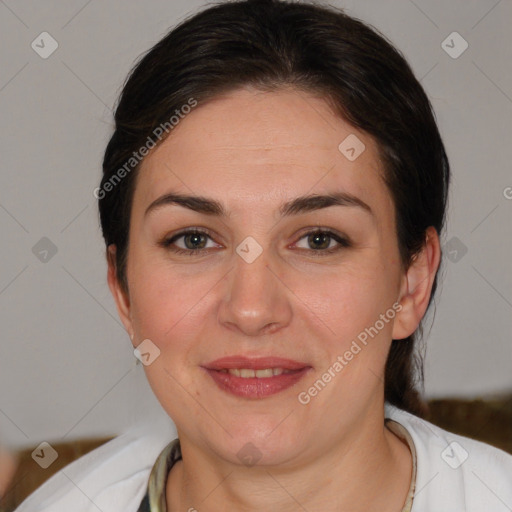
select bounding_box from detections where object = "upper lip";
[203,356,310,371]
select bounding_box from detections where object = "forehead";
[134,87,392,219]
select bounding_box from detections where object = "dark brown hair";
[99,0,450,417]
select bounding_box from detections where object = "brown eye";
[294,229,351,255]
[307,232,332,250]
[160,229,220,255]
[182,232,208,250]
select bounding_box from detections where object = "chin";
[207,421,306,467]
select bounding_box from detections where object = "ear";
[392,226,441,340]
[107,244,134,340]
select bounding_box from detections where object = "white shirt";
[14,403,512,511]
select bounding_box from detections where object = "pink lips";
[202,356,311,399]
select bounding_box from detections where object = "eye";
[160,229,221,255]
[159,227,351,257]
[293,229,351,255]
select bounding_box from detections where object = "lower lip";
[204,368,310,399]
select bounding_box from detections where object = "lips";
[202,356,311,399]
[204,356,309,371]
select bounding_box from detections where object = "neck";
[166,406,412,512]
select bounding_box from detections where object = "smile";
[219,368,296,378]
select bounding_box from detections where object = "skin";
[0,444,17,499]
[108,87,441,511]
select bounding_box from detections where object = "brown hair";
[99,0,450,417]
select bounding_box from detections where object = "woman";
[15,0,512,511]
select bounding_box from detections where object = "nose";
[218,244,292,337]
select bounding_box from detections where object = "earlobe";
[392,227,441,340]
[106,244,133,337]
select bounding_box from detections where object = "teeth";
[255,369,273,378]
[224,368,291,378]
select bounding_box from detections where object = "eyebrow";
[144,191,373,219]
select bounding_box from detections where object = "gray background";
[1,0,511,450]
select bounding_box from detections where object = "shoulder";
[14,420,176,512]
[385,403,512,511]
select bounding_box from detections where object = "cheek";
[127,252,224,365]
[128,264,211,407]
[130,269,201,340]
[300,268,398,400]
[306,261,395,343]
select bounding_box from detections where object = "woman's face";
[111,87,417,466]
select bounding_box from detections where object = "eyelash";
[159,228,351,257]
